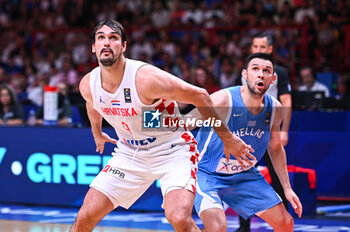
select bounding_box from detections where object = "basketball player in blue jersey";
[70,20,255,232]
[191,53,302,232]
[237,32,293,232]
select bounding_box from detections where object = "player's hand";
[223,134,255,169]
[93,132,117,154]
[285,188,303,218]
[280,131,289,147]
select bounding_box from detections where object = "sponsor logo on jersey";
[265,112,271,126]
[99,96,105,104]
[111,100,120,106]
[101,107,138,117]
[102,165,125,179]
[217,160,232,172]
[216,158,257,174]
[124,88,131,103]
[143,110,162,128]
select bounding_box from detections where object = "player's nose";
[104,39,111,47]
[257,69,264,78]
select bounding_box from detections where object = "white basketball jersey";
[90,58,187,149]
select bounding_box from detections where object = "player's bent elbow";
[191,88,210,106]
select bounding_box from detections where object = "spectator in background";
[169,0,185,25]
[0,67,9,85]
[298,66,330,97]
[130,32,153,60]
[185,42,206,67]
[151,1,170,28]
[335,75,350,99]
[178,65,219,114]
[182,0,205,25]
[35,82,73,127]
[294,0,315,25]
[226,33,242,59]
[161,33,176,58]
[3,55,22,75]
[194,66,219,94]
[0,84,24,126]
[278,1,295,26]
[27,73,49,106]
[61,56,79,90]
[219,57,240,88]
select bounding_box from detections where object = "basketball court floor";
[1,203,350,232]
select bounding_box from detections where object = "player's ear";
[268,45,273,54]
[121,41,127,53]
[242,69,247,81]
[92,43,96,54]
[271,72,277,84]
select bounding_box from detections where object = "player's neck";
[241,86,265,115]
[99,56,126,93]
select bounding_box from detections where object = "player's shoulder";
[266,93,281,105]
[80,72,91,88]
[223,86,239,95]
[210,89,230,106]
[79,71,92,101]
[136,62,157,77]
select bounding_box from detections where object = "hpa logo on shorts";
[143,110,161,128]
[102,165,125,179]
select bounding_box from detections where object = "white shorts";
[90,132,199,209]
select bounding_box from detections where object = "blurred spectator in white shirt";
[298,66,330,97]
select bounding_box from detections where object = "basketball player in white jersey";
[69,20,255,232]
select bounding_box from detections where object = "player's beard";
[100,49,120,66]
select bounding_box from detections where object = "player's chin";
[257,87,267,94]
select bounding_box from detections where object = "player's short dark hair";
[245,53,275,72]
[252,32,273,46]
[92,20,127,44]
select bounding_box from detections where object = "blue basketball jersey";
[196,86,275,175]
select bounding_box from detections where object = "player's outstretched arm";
[267,99,302,218]
[79,74,117,154]
[184,90,230,131]
[136,65,255,168]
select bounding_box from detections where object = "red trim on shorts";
[155,99,166,112]
[191,168,197,178]
[189,144,196,152]
[166,102,175,114]
[181,132,192,142]
[191,138,198,145]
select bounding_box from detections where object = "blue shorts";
[194,167,282,219]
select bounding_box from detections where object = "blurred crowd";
[0,0,350,126]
